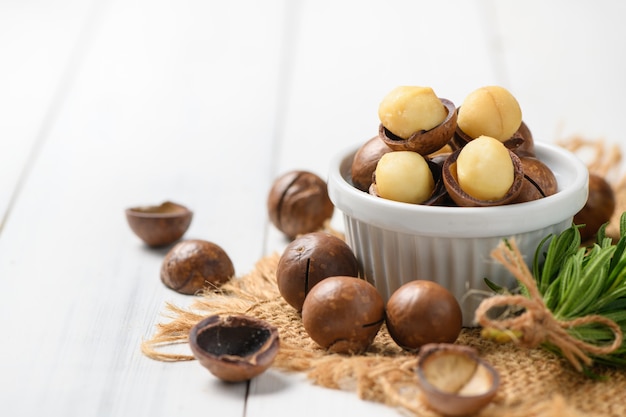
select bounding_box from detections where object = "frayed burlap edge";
[142,138,626,417]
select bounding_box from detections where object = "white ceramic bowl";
[328,142,588,326]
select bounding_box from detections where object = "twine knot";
[475,239,623,372]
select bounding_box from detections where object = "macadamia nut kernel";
[457,86,522,142]
[378,86,447,139]
[374,151,435,204]
[456,135,514,201]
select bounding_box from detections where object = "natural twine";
[475,239,623,372]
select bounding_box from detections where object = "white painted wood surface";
[1,1,625,416]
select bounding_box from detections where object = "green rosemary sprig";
[481,213,626,370]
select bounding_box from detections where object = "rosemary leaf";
[567,247,615,318]
[538,226,581,293]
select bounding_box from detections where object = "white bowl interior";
[328,142,589,326]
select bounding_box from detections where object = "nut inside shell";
[189,315,280,382]
[125,201,192,247]
[379,98,457,155]
[369,158,448,206]
[442,147,524,207]
[417,343,499,416]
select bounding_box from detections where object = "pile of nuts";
[130,85,618,415]
[275,231,462,354]
[352,85,558,207]
[273,230,495,415]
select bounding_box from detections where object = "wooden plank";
[0,0,96,225]
[0,0,287,416]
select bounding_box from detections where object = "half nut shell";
[379,98,457,155]
[417,343,499,416]
[189,315,280,382]
[125,201,192,247]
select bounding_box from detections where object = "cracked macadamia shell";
[417,344,500,416]
[267,170,334,239]
[379,98,457,155]
[443,144,524,207]
[189,315,279,382]
[350,136,393,192]
[276,232,359,311]
[125,201,192,247]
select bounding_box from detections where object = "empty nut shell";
[161,239,234,295]
[379,98,457,155]
[125,201,192,247]
[189,315,280,382]
[417,343,499,416]
[267,170,335,239]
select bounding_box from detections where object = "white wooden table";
[1,1,625,416]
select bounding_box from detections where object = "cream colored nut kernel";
[456,135,514,200]
[457,86,522,142]
[375,151,434,204]
[378,86,447,139]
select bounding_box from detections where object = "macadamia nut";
[375,151,434,204]
[378,86,447,139]
[456,135,514,201]
[457,86,522,142]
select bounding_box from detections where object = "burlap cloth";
[142,138,626,417]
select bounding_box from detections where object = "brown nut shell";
[514,120,536,157]
[417,343,499,416]
[301,276,385,354]
[574,173,615,241]
[350,136,393,192]
[276,232,359,311]
[189,315,279,382]
[267,170,334,239]
[160,239,234,295]
[442,147,524,207]
[385,280,462,351]
[125,201,192,247]
[514,156,558,203]
[379,98,457,155]
[452,118,536,158]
